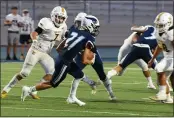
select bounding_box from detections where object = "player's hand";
[148,59,153,68]
[17,22,24,27]
[4,20,12,26]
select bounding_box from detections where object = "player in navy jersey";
[21,17,115,106]
[107,25,158,79]
[66,15,115,104]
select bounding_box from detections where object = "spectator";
[19,9,34,60]
[4,6,22,60]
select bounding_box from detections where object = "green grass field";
[1,62,173,117]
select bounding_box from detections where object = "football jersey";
[156,27,173,58]
[20,16,34,35]
[5,13,22,31]
[133,25,157,50]
[31,17,67,54]
[59,26,96,62]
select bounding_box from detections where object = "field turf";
[1,62,173,116]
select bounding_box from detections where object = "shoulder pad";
[38,17,54,30]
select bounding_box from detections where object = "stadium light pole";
[108,0,111,23]
[32,0,35,21]
[18,1,22,15]
[132,0,135,24]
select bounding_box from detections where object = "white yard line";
[1,67,153,71]
[1,106,139,116]
[1,106,160,116]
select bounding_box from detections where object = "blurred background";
[0,0,173,61]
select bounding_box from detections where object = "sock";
[3,74,19,93]
[146,77,153,85]
[159,85,166,93]
[107,69,117,79]
[69,79,81,97]
[81,75,95,85]
[30,78,47,95]
[102,78,115,98]
[30,86,36,93]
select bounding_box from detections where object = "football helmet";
[154,12,173,33]
[50,6,68,27]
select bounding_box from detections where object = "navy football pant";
[120,45,156,69]
[50,56,84,88]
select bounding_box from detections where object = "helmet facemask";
[92,26,100,36]
[55,15,65,26]
[74,20,82,29]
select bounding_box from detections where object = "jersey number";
[22,24,29,31]
[54,34,59,41]
[65,32,85,50]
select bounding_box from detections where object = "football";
[86,50,94,60]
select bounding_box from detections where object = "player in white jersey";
[1,6,68,99]
[19,9,34,60]
[117,31,156,89]
[148,12,173,103]
[4,6,22,60]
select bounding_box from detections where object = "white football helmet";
[74,12,87,22]
[74,12,87,28]
[154,12,173,33]
[50,6,68,27]
[85,15,100,36]
[81,17,96,34]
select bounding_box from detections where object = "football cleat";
[1,91,8,98]
[161,96,173,104]
[109,93,117,101]
[30,93,40,99]
[67,96,86,106]
[149,92,167,101]
[147,83,156,89]
[21,86,30,101]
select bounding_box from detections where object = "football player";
[21,17,115,106]
[1,6,68,99]
[117,31,156,89]
[66,14,116,105]
[148,12,173,103]
[107,25,159,94]
[19,9,34,60]
[70,12,99,92]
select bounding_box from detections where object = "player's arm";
[148,45,162,67]
[4,15,12,26]
[30,27,43,42]
[131,25,147,33]
[82,41,96,65]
